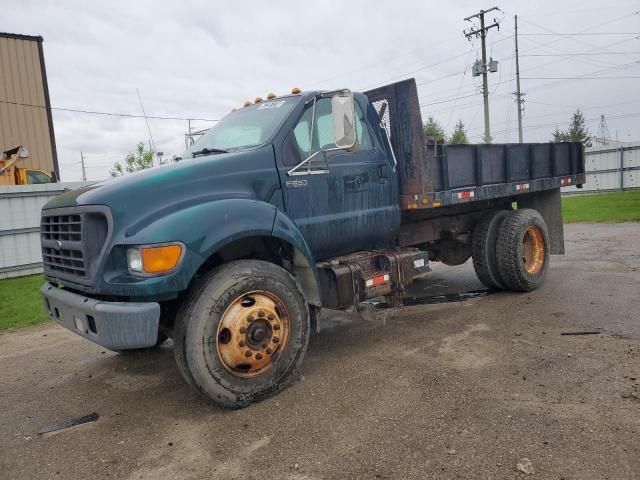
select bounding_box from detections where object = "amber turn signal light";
[140,244,183,274]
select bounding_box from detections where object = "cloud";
[3,0,638,180]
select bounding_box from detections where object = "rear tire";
[472,210,509,290]
[174,260,310,408]
[496,209,550,292]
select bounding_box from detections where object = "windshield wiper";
[190,147,228,157]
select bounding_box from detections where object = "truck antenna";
[136,88,157,162]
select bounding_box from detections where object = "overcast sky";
[3,0,639,181]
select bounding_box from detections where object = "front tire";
[174,260,310,408]
[496,209,550,292]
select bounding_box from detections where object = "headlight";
[127,248,143,273]
[126,243,183,275]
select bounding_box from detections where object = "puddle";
[362,289,494,309]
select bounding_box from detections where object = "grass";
[0,274,50,331]
[562,190,640,223]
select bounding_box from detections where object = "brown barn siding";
[0,33,58,179]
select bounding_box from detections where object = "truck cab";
[1,146,53,185]
[40,80,585,408]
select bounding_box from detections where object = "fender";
[125,198,321,305]
[273,209,321,306]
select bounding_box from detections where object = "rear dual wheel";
[174,260,310,408]
[496,209,550,292]
[473,209,549,292]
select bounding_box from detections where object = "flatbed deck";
[364,79,586,212]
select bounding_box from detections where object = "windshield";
[183,97,300,157]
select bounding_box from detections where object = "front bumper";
[40,283,160,351]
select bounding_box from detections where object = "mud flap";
[517,188,564,255]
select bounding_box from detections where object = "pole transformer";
[464,6,501,144]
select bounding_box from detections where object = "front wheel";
[174,260,310,408]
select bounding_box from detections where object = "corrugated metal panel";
[0,182,88,278]
[0,34,56,176]
[562,144,640,194]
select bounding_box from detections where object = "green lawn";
[0,274,49,331]
[562,191,640,223]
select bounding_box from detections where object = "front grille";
[42,214,85,275]
[41,208,109,283]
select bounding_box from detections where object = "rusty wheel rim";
[216,290,290,378]
[522,225,545,274]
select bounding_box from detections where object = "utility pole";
[80,151,86,182]
[514,14,525,143]
[464,6,501,143]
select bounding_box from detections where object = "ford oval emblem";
[55,240,62,250]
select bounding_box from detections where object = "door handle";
[378,164,390,184]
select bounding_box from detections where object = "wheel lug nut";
[255,353,262,360]
[266,348,273,355]
[247,316,254,323]
[258,310,265,318]
[245,350,252,357]
[239,327,246,334]
[273,324,280,331]
[273,336,280,344]
[267,314,275,321]
[239,340,246,347]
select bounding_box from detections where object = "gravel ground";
[1,223,639,480]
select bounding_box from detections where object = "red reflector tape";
[454,190,475,200]
[516,183,530,191]
[365,274,390,288]
[561,177,572,186]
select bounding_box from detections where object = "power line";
[519,32,640,36]
[503,9,640,70]
[0,99,218,122]
[521,51,640,56]
[522,5,639,17]
[523,76,640,80]
[470,112,640,138]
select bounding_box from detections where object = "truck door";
[278,96,400,260]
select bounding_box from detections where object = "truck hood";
[43,145,281,230]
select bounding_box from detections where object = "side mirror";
[331,90,357,149]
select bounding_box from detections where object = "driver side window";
[292,98,372,161]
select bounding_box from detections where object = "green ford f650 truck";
[40,79,585,408]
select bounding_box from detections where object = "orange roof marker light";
[291,87,301,94]
[266,92,276,99]
[254,97,264,103]
[243,100,252,107]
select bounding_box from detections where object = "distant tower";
[595,114,611,146]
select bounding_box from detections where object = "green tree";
[552,126,568,142]
[423,116,446,142]
[552,110,592,146]
[110,142,154,177]
[449,120,469,144]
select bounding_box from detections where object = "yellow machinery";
[0,146,53,185]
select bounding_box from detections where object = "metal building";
[0,32,59,179]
